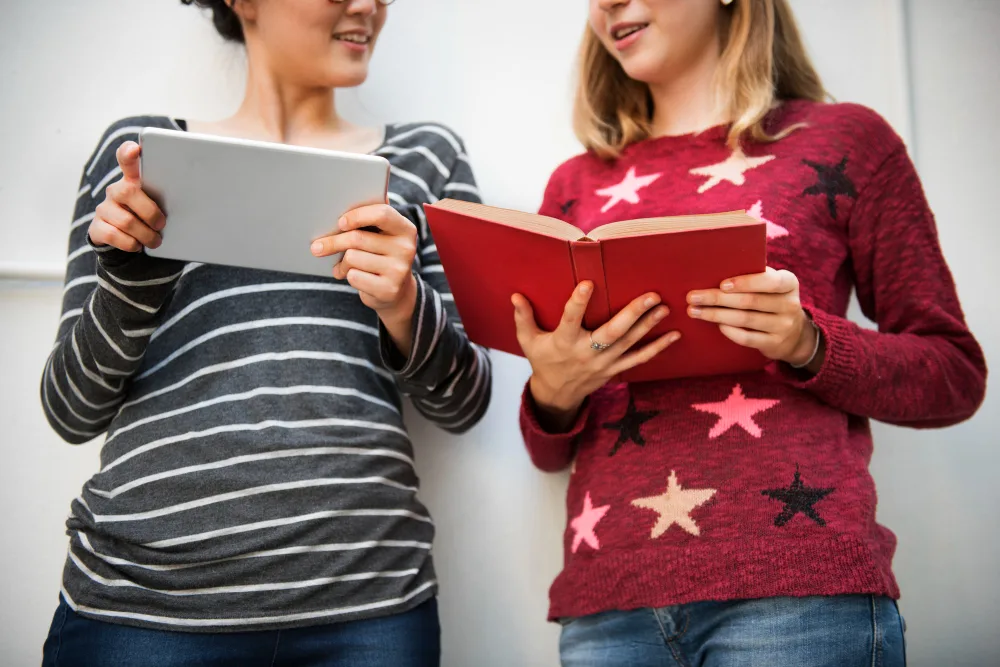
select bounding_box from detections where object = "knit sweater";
[42,116,491,631]
[520,100,987,621]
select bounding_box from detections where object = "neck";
[648,41,729,137]
[229,53,346,144]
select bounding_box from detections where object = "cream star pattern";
[689,150,775,194]
[692,384,780,439]
[631,471,716,538]
[747,200,788,240]
[570,492,611,553]
[595,166,662,213]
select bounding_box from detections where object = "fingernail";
[338,217,348,230]
[311,241,323,255]
[644,297,657,308]
[580,283,592,295]
[669,332,682,343]
[722,281,735,291]
[690,307,703,317]
[653,308,667,321]
[689,294,704,305]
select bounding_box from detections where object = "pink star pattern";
[689,150,775,194]
[570,492,611,553]
[748,200,789,240]
[692,384,780,439]
[595,167,662,213]
[631,471,717,538]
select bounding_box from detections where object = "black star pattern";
[560,199,577,215]
[802,157,857,220]
[761,465,834,527]
[603,393,659,457]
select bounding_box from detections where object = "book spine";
[569,240,612,330]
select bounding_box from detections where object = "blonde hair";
[573,0,826,159]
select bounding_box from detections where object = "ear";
[228,0,257,24]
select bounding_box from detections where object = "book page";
[429,199,585,241]
[587,210,754,240]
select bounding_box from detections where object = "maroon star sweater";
[520,100,987,622]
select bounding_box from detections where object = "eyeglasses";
[329,0,397,5]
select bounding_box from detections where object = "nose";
[595,0,630,12]
[343,0,378,17]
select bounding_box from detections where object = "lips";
[609,21,649,50]
[611,23,647,40]
[333,32,371,45]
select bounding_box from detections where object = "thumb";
[116,141,142,182]
[512,294,541,349]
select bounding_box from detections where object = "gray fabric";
[41,116,491,631]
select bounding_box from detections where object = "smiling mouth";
[333,33,371,45]
[612,24,648,40]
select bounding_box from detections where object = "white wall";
[1,1,996,665]
[865,2,1000,665]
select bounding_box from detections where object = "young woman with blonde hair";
[513,0,985,664]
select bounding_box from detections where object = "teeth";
[335,34,370,44]
[614,25,644,40]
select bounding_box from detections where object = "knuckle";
[116,180,137,199]
[738,294,755,310]
[119,211,140,232]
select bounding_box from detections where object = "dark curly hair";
[181,0,245,44]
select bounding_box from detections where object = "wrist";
[378,273,419,329]
[787,313,821,368]
[529,375,584,432]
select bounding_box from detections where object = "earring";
[722,0,733,5]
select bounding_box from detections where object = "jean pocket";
[892,601,907,665]
[876,597,907,667]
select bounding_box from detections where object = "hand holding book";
[513,282,681,431]
[686,267,824,374]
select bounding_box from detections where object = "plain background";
[1,1,996,665]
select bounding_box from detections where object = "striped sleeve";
[379,132,491,434]
[40,118,185,444]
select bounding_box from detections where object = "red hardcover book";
[423,200,768,383]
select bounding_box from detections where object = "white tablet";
[139,127,390,277]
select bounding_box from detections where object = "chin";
[618,54,669,86]
[319,64,370,89]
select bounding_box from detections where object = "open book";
[423,200,769,383]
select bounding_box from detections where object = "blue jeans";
[559,595,906,667]
[42,596,439,667]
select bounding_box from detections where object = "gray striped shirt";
[41,116,491,631]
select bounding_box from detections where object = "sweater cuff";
[774,305,863,399]
[379,275,436,379]
[88,235,185,280]
[520,380,591,441]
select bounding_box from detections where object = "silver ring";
[590,334,612,351]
